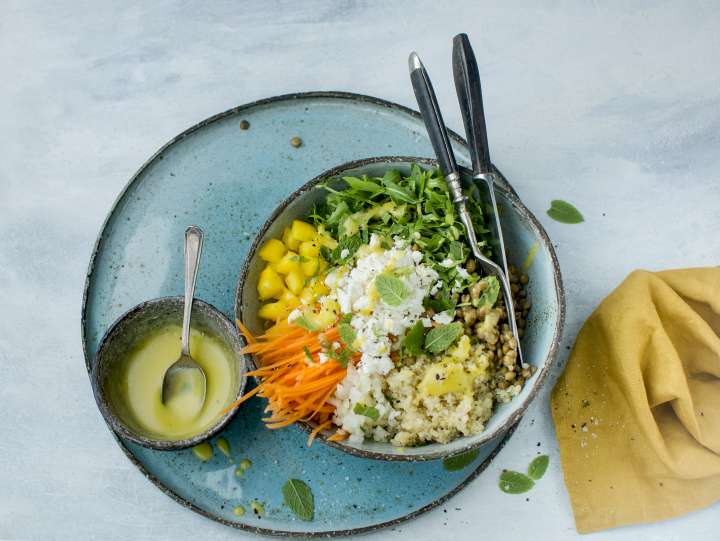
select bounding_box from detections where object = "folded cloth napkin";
[551,268,720,533]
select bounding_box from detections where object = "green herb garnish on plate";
[282,479,314,521]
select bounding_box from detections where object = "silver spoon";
[161,225,207,410]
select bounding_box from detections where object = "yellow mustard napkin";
[552,268,720,533]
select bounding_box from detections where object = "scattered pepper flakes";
[581,399,591,408]
[240,120,250,130]
[290,136,302,148]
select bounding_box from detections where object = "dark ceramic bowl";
[236,156,564,461]
[92,296,248,450]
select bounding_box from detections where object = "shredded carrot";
[327,430,349,442]
[307,420,332,447]
[223,319,358,444]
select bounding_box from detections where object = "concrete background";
[1,1,719,539]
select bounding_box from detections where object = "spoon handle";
[181,226,204,357]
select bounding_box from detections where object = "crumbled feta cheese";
[327,235,438,376]
[432,310,454,325]
[456,267,470,280]
[340,248,350,259]
[439,258,455,268]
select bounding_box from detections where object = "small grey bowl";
[91,296,248,450]
[236,156,564,461]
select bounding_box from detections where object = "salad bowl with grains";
[232,156,564,461]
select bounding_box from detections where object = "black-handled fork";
[408,48,523,369]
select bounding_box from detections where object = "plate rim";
[79,91,543,537]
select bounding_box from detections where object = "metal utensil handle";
[181,226,204,356]
[408,52,459,177]
[452,33,492,174]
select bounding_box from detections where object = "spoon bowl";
[161,226,207,412]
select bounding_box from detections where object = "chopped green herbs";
[528,455,549,480]
[353,403,380,420]
[424,322,463,354]
[402,320,425,356]
[499,470,535,494]
[443,449,480,471]
[282,479,314,521]
[338,322,356,350]
[547,200,584,224]
[293,315,317,332]
[312,166,491,274]
[303,346,314,363]
[375,273,410,306]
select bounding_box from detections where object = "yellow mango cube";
[257,266,284,300]
[258,301,288,321]
[275,251,301,275]
[280,289,300,309]
[291,220,316,242]
[316,232,338,250]
[258,238,286,263]
[282,227,300,251]
[299,240,320,258]
[285,269,305,295]
[301,257,319,277]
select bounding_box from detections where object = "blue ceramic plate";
[81,92,557,536]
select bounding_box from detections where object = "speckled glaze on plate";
[81,92,561,537]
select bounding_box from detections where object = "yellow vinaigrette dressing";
[118,325,233,440]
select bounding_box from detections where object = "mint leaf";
[528,455,549,480]
[547,200,584,224]
[499,470,534,494]
[424,322,463,354]
[375,273,409,306]
[353,403,379,420]
[293,315,317,332]
[402,320,425,356]
[443,449,480,471]
[282,479,314,521]
[475,276,500,309]
[338,323,356,351]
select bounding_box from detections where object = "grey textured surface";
[1,1,719,539]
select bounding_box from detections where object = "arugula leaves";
[312,166,491,276]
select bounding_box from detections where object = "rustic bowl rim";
[235,155,565,461]
[91,295,248,450]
